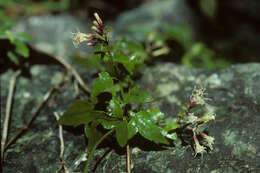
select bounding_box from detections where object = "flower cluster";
[190,86,211,106]
[71,12,106,48]
[193,133,207,157]
[178,86,216,156]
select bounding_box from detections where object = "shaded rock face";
[113,0,194,41]
[2,62,260,173]
[12,14,92,59]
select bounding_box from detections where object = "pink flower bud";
[94,12,104,27]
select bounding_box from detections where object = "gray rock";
[113,0,194,41]
[12,14,92,60]
[1,62,260,173]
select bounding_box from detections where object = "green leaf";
[149,108,164,122]
[181,105,187,111]
[123,86,153,104]
[127,118,138,140]
[58,100,103,127]
[115,120,128,147]
[7,51,19,65]
[165,132,178,140]
[163,121,178,131]
[113,51,137,74]
[5,30,14,43]
[163,24,193,50]
[99,119,120,129]
[177,111,185,118]
[85,124,104,151]
[17,33,32,41]
[135,111,169,144]
[14,40,29,58]
[92,72,113,99]
[109,97,123,117]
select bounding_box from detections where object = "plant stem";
[126,144,131,173]
[84,129,115,173]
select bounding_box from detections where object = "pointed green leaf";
[167,133,178,140]
[14,40,29,58]
[177,111,185,118]
[135,111,169,144]
[17,33,32,41]
[149,108,164,122]
[109,97,123,117]
[58,100,103,127]
[5,30,15,43]
[84,124,103,151]
[92,72,113,99]
[116,120,128,147]
[127,118,138,140]
[113,51,137,74]
[123,86,153,104]
[163,121,178,131]
[7,51,19,65]
[99,119,120,129]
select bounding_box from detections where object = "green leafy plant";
[58,13,216,173]
[0,30,31,65]
[162,24,229,69]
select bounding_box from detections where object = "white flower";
[186,113,198,124]
[200,111,216,123]
[194,142,207,157]
[191,86,210,105]
[204,135,215,150]
[71,30,89,48]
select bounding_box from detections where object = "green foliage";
[91,72,114,102]
[1,30,30,65]
[182,43,229,69]
[115,120,128,147]
[133,111,169,144]
[59,24,175,172]
[58,100,106,127]
[161,24,230,69]
[109,97,123,117]
[58,13,216,173]
[122,86,153,104]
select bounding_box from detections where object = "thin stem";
[126,144,131,173]
[1,70,21,162]
[84,129,115,173]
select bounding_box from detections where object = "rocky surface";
[12,14,92,61]
[113,0,194,41]
[1,62,260,173]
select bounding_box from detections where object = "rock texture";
[1,62,260,173]
[113,0,194,41]
[12,14,92,60]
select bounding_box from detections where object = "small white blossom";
[194,142,207,157]
[191,86,210,105]
[186,113,198,124]
[200,111,216,123]
[203,135,215,150]
[71,30,89,48]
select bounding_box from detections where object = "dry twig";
[53,112,69,173]
[1,70,21,162]
[53,56,91,94]
[4,79,66,150]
